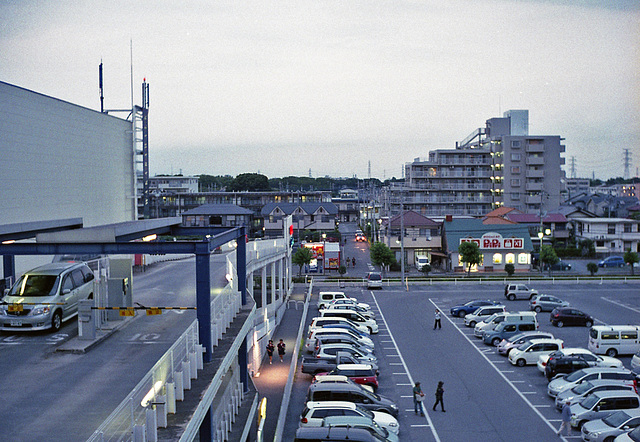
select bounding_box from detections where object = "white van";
[317,292,351,310]
[588,325,640,357]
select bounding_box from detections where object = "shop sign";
[460,232,524,249]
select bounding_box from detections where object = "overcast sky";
[1,0,638,180]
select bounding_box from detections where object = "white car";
[329,298,371,311]
[537,347,624,374]
[463,305,506,327]
[547,367,637,397]
[300,401,400,435]
[322,304,376,320]
[508,338,564,367]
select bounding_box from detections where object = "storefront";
[444,219,534,273]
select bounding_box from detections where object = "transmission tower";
[623,149,631,180]
[569,156,577,179]
[368,160,371,180]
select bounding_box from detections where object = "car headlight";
[31,305,51,316]
[0,307,6,316]
[388,422,398,427]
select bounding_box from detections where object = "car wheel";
[534,306,542,313]
[51,310,62,332]
[367,327,373,334]
[492,337,501,347]
[556,321,564,328]
[508,294,515,301]
[604,436,616,442]
[516,358,526,367]
[469,321,476,327]
[606,348,618,357]
[585,320,593,328]
[458,311,466,318]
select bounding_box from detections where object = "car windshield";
[516,341,531,351]
[8,274,59,297]
[602,410,630,428]
[564,369,587,382]
[355,405,374,418]
[579,394,599,409]
[572,381,594,395]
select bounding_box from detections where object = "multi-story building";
[573,217,640,255]
[388,110,566,217]
[565,178,590,199]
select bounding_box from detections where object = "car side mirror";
[62,288,71,295]
[595,405,600,411]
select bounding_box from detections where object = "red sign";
[460,232,524,250]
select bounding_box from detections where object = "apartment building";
[388,110,566,217]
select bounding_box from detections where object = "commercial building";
[388,110,566,217]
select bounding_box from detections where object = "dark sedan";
[550,307,594,328]
[543,260,572,271]
[450,300,498,318]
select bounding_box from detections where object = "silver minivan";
[570,390,640,429]
[0,262,95,332]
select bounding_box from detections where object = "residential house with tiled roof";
[261,202,338,238]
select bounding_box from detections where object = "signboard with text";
[460,232,524,250]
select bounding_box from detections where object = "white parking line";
[602,296,640,314]
[372,293,440,442]
[430,298,561,436]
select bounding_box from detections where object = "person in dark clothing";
[352,257,356,267]
[277,339,286,362]
[433,381,445,412]
[412,382,425,415]
[266,340,275,364]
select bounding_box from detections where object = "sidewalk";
[251,288,308,441]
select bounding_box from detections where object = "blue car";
[598,256,625,268]
[450,300,498,318]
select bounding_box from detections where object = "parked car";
[464,304,506,327]
[314,335,375,355]
[615,425,640,442]
[598,256,626,268]
[550,307,594,327]
[475,311,538,339]
[483,321,539,347]
[450,300,498,318]
[314,344,377,365]
[633,350,640,372]
[538,348,623,374]
[543,260,572,271]
[544,355,591,380]
[580,409,640,442]
[322,416,399,442]
[315,364,380,391]
[0,262,95,332]
[294,426,392,442]
[508,338,564,367]
[311,374,374,393]
[588,325,640,357]
[366,272,382,289]
[570,390,640,429]
[300,401,400,435]
[317,291,357,310]
[330,298,372,311]
[547,367,638,397]
[529,294,569,313]
[306,383,398,416]
[496,331,555,356]
[555,379,637,410]
[323,304,376,320]
[306,328,374,353]
[320,310,379,334]
[302,351,379,375]
[308,317,369,335]
[504,283,538,301]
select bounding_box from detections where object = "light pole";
[400,200,405,289]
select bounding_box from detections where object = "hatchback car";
[547,367,638,397]
[543,260,572,271]
[0,262,95,332]
[598,256,626,268]
[529,294,569,313]
[307,383,398,416]
[300,401,400,435]
[544,355,591,380]
[464,305,506,327]
[366,272,382,289]
[508,338,564,367]
[322,416,399,442]
[581,409,640,442]
[314,344,378,365]
[497,331,555,356]
[555,379,637,410]
[450,299,498,318]
[550,307,594,327]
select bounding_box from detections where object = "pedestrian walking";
[412,382,425,415]
[352,257,356,267]
[346,257,349,268]
[433,381,445,412]
[277,338,286,362]
[266,340,275,364]
[433,309,442,330]
[557,400,571,436]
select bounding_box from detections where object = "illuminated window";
[493,253,502,264]
[505,253,515,264]
[518,254,529,264]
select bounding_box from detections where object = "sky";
[1,0,639,180]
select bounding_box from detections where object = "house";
[181,204,253,229]
[573,217,640,255]
[261,202,338,239]
[380,211,443,269]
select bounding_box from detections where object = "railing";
[88,320,202,442]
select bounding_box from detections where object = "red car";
[313,364,379,391]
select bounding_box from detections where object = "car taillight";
[301,417,308,423]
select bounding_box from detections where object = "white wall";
[0,81,136,227]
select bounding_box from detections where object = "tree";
[578,239,595,258]
[624,250,639,276]
[227,173,270,191]
[292,247,313,275]
[420,263,432,276]
[586,262,598,276]
[369,242,396,273]
[504,263,515,277]
[338,265,346,277]
[540,245,559,276]
[458,241,481,276]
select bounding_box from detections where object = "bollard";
[154,395,167,428]
[182,361,191,390]
[196,344,204,370]
[175,372,184,401]
[166,382,176,414]
[133,425,145,442]
[145,408,157,442]
[189,352,197,379]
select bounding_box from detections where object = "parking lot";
[291,280,640,441]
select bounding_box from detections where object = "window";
[512,192,521,200]
[624,224,632,233]
[511,153,521,161]
[601,332,618,340]
[511,179,521,187]
[511,166,521,174]
[493,253,502,264]
[518,254,529,264]
[505,253,515,264]
[608,224,615,234]
[622,332,638,340]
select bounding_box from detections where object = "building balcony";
[526,170,545,178]
[525,182,544,191]
[526,144,545,153]
[526,157,545,166]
